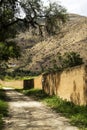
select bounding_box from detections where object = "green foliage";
[45,2,68,35]
[62,52,83,68]
[0,0,68,37]
[0,0,20,61]
[0,89,8,116]
[0,0,68,61]
[0,100,8,117]
[0,9,17,41]
[44,96,87,128]
[50,51,83,72]
[0,41,20,61]
[0,100,8,129]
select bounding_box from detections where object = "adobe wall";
[23,75,42,89]
[0,75,42,90]
[34,75,42,89]
[1,65,87,105]
[0,80,23,89]
[43,65,87,105]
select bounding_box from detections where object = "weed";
[0,100,8,116]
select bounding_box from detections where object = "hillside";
[11,14,87,73]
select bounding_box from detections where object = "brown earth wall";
[34,75,42,89]
[0,75,42,90]
[0,65,87,105]
[43,65,87,105]
[0,80,23,89]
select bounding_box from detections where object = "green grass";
[0,100,8,116]
[0,89,8,129]
[20,89,87,129]
[43,96,87,128]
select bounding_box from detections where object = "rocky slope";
[12,14,87,73]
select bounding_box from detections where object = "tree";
[0,41,20,61]
[44,2,68,35]
[0,0,21,62]
[0,0,68,61]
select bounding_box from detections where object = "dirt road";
[3,88,79,130]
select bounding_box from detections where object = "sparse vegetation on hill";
[8,14,87,74]
[47,51,83,72]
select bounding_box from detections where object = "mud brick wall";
[0,75,42,90]
[43,65,87,105]
[23,75,42,89]
[0,80,23,89]
[34,75,42,89]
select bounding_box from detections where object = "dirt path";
[3,88,79,130]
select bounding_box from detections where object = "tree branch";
[0,18,23,31]
[0,0,3,6]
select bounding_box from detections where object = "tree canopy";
[0,0,68,61]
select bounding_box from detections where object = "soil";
[3,88,79,130]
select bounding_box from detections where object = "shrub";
[62,52,83,68]
[51,51,83,72]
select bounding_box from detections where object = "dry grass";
[11,14,87,73]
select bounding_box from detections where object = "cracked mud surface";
[3,88,79,130]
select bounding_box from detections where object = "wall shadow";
[23,79,34,90]
[42,72,61,96]
[70,81,80,105]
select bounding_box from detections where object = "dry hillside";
[12,14,87,73]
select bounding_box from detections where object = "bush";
[62,52,83,68]
[0,100,8,116]
[50,51,83,72]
